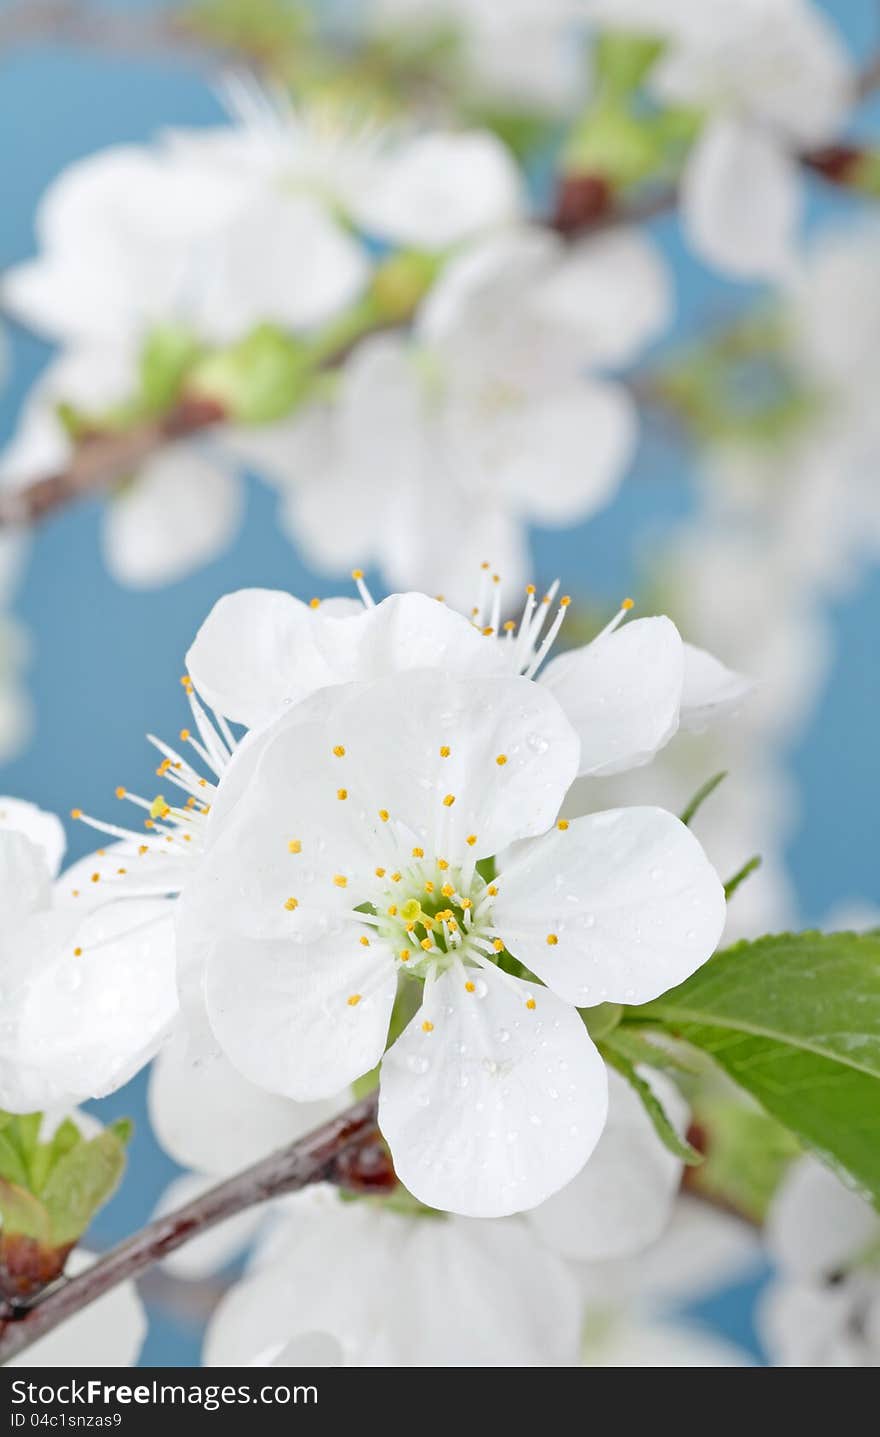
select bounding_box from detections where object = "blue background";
[0,0,877,1365]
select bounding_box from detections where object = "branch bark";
[0,1092,381,1366]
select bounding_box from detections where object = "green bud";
[139,324,204,414]
[595,31,665,95]
[0,1112,132,1301]
[190,324,313,424]
[370,250,442,322]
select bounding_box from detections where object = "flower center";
[363,855,501,981]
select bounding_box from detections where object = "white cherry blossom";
[205,1184,583,1367]
[588,0,853,278]
[178,663,725,1216]
[759,1158,880,1367]
[234,226,671,603]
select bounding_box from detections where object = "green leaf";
[41,1130,129,1247]
[724,854,761,900]
[601,1046,702,1165]
[604,1024,700,1075]
[680,770,727,826]
[581,1002,623,1042]
[632,931,880,1207]
[0,1132,31,1190]
[0,1180,50,1243]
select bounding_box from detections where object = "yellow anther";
[399,949,410,962]
[179,729,190,742]
[437,858,449,871]
[557,819,569,830]
[422,1020,434,1033]
[332,745,346,757]
[526,997,537,1010]
[288,839,302,854]
[115,786,126,800]
[412,846,424,858]
[621,597,634,611]
[441,883,454,898]
[347,994,362,1006]
[91,873,100,883]
[405,922,415,933]
[526,584,536,595]
[185,796,196,809]
[337,788,348,801]
[157,759,171,776]
[503,620,516,632]
[333,874,348,888]
[70,808,82,820]
[117,867,127,875]
[388,904,398,916]
[284,897,299,911]
[391,871,401,883]
[442,794,455,808]
[493,573,500,584]
[73,947,82,957]
[420,938,434,952]
[466,834,477,847]
[546,933,558,946]
[351,568,364,580]
[375,866,386,878]
[487,884,498,896]
[424,880,435,894]
[482,626,494,636]
[309,597,321,609]
[138,844,149,855]
[439,745,451,758]
[461,898,472,910]
[465,981,476,993]
[360,936,370,947]
[379,809,389,822]
[71,889,79,897]
[496,754,508,766]
[493,938,504,952]
[144,819,154,830]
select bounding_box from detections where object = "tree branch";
[0,1092,381,1365]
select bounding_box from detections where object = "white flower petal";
[9,1251,146,1368]
[681,116,800,280]
[5,899,178,1110]
[527,1067,687,1260]
[195,193,369,340]
[102,444,242,589]
[0,829,51,924]
[356,132,523,249]
[379,965,607,1217]
[494,379,635,526]
[680,642,755,732]
[757,1278,858,1368]
[0,798,66,879]
[206,931,398,1101]
[531,228,672,368]
[149,1024,343,1175]
[766,1157,879,1281]
[494,807,726,1007]
[540,616,684,777]
[208,1187,582,1366]
[187,589,507,731]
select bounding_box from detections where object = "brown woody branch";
[0,1093,386,1365]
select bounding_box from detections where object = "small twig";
[0,1092,381,1365]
